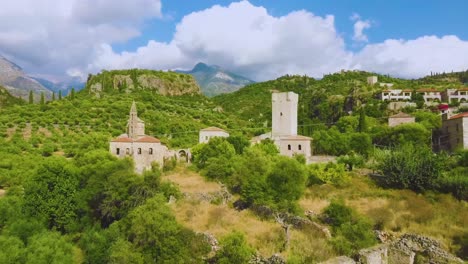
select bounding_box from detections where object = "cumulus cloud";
[350,13,371,42]
[0,0,162,80]
[352,35,468,78]
[1,0,467,81]
[87,1,352,81]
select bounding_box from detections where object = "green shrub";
[214,231,254,264]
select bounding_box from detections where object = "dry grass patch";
[171,200,283,256]
[163,168,221,194]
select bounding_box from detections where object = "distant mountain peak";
[176,62,254,97]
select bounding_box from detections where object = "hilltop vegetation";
[0,69,467,263]
[86,69,201,96]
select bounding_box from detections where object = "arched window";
[126,148,130,155]
[138,148,142,154]
[280,112,283,116]
[116,148,120,155]
[149,148,153,155]
[298,145,302,150]
[288,144,291,150]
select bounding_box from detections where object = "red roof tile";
[389,112,414,118]
[134,136,160,143]
[417,88,439,93]
[449,112,468,120]
[111,137,133,143]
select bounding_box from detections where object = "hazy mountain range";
[0,56,85,100]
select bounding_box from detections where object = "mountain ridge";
[177,62,254,97]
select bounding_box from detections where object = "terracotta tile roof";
[457,88,468,91]
[200,126,227,132]
[449,112,468,120]
[280,135,312,141]
[402,89,413,92]
[111,137,133,143]
[389,112,414,118]
[417,88,439,93]
[134,135,160,143]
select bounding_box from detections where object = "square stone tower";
[272,92,298,136]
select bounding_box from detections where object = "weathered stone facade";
[388,112,415,127]
[251,92,312,159]
[436,112,468,151]
[109,102,169,173]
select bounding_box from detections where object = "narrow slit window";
[138,148,142,154]
[288,144,291,150]
[149,148,153,155]
[116,148,120,155]
[298,145,302,150]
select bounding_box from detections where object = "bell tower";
[127,101,145,139]
[272,92,298,136]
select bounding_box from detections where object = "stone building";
[251,92,312,158]
[110,102,169,173]
[367,76,378,85]
[388,112,415,127]
[199,127,229,143]
[435,112,468,152]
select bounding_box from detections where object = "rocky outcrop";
[249,253,286,264]
[321,233,464,264]
[87,69,202,97]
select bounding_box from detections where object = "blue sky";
[114,0,468,52]
[0,0,467,81]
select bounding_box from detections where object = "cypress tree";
[52,92,55,101]
[29,91,34,104]
[70,88,75,100]
[40,92,45,105]
[358,107,367,133]
[58,90,62,100]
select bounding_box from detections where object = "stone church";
[251,91,312,158]
[110,102,169,173]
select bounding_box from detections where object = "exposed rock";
[390,234,464,264]
[358,244,388,264]
[249,253,286,264]
[374,230,396,243]
[320,256,356,264]
[200,232,219,253]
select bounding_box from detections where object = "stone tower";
[272,92,298,136]
[127,101,145,139]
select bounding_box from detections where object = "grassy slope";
[163,166,467,261]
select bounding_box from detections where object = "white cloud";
[0,0,162,80]
[352,35,468,78]
[1,0,467,82]
[350,13,371,42]
[87,1,352,81]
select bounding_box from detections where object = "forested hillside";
[0,69,467,263]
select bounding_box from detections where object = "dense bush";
[323,200,377,255]
[375,144,446,192]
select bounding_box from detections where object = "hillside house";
[388,112,415,127]
[109,102,170,173]
[199,127,229,143]
[435,112,468,152]
[416,88,442,103]
[379,89,412,101]
[443,88,468,103]
[251,92,312,159]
